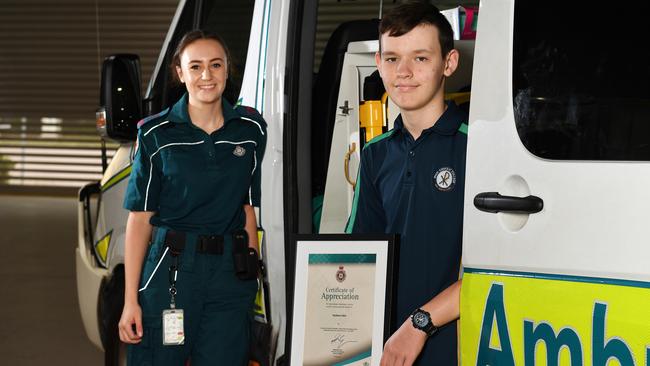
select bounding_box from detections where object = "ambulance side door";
[461,1,650,365]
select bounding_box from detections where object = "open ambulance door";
[283,1,477,362]
[318,38,475,233]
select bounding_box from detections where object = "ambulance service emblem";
[336,266,346,283]
[233,145,246,157]
[433,167,456,191]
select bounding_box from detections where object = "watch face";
[413,312,429,328]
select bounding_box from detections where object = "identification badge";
[162,308,185,345]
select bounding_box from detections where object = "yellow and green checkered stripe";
[101,165,132,192]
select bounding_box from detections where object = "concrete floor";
[0,195,103,365]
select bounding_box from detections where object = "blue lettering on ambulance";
[592,302,634,366]
[475,284,646,365]
[524,321,582,366]
[477,283,515,366]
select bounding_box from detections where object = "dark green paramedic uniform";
[346,101,467,366]
[124,93,267,365]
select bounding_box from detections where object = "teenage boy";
[346,2,467,365]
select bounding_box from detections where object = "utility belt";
[161,229,225,255]
[153,227,260,280]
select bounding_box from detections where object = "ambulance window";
[201,0,255,102]
[512,3,650,160]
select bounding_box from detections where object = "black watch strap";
[410,308,438,337]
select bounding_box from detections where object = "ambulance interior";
[310,1,477,233]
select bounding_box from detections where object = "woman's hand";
[120,211,153,344]
[118,301,143,344]
[243,204,259,250]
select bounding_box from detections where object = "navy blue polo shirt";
[346,101,467,365]
[124,93,267,235]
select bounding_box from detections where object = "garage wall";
[0,0,178,193]
[0,0,479,193]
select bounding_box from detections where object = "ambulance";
[75,0,650,365]
[461,2,650,365]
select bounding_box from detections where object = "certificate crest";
[336,265,346,283]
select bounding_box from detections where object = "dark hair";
[379,1,454,58]
[170,29,232,84]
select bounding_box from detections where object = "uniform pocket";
[126,315,161,366]
[142,315,162,344]
[160,143,207,177]
[213,141,255,177]
[139,244,170,293]
[145,240,164,264]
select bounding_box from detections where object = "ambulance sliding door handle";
[473,192,543,214]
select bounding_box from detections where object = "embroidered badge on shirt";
[233,145,246,157]
[433,167,456,191]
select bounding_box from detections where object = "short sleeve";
[345,147,387,233]
[123,131,161,212]
[248,119,267,207]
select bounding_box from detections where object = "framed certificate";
[289,234,396,366]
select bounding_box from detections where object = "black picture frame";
[286,233,397,365]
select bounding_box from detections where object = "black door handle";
[474,192,543,214]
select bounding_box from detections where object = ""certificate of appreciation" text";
[302,253,376,366]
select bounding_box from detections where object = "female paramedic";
[118,30,267,365]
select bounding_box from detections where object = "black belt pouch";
[232,229,259,280]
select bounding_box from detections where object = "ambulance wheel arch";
[99,266,126,366]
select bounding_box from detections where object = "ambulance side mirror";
[98,54,143,142]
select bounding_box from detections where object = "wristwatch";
[410,308,439,337]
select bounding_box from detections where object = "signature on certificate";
[331,334,357,349]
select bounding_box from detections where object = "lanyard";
[168,255,179,309]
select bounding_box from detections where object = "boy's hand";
[380,318,427,366]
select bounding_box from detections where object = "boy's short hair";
[379,1,454,58]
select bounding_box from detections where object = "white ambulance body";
[461,1,650,365]
[75,0,650,365]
